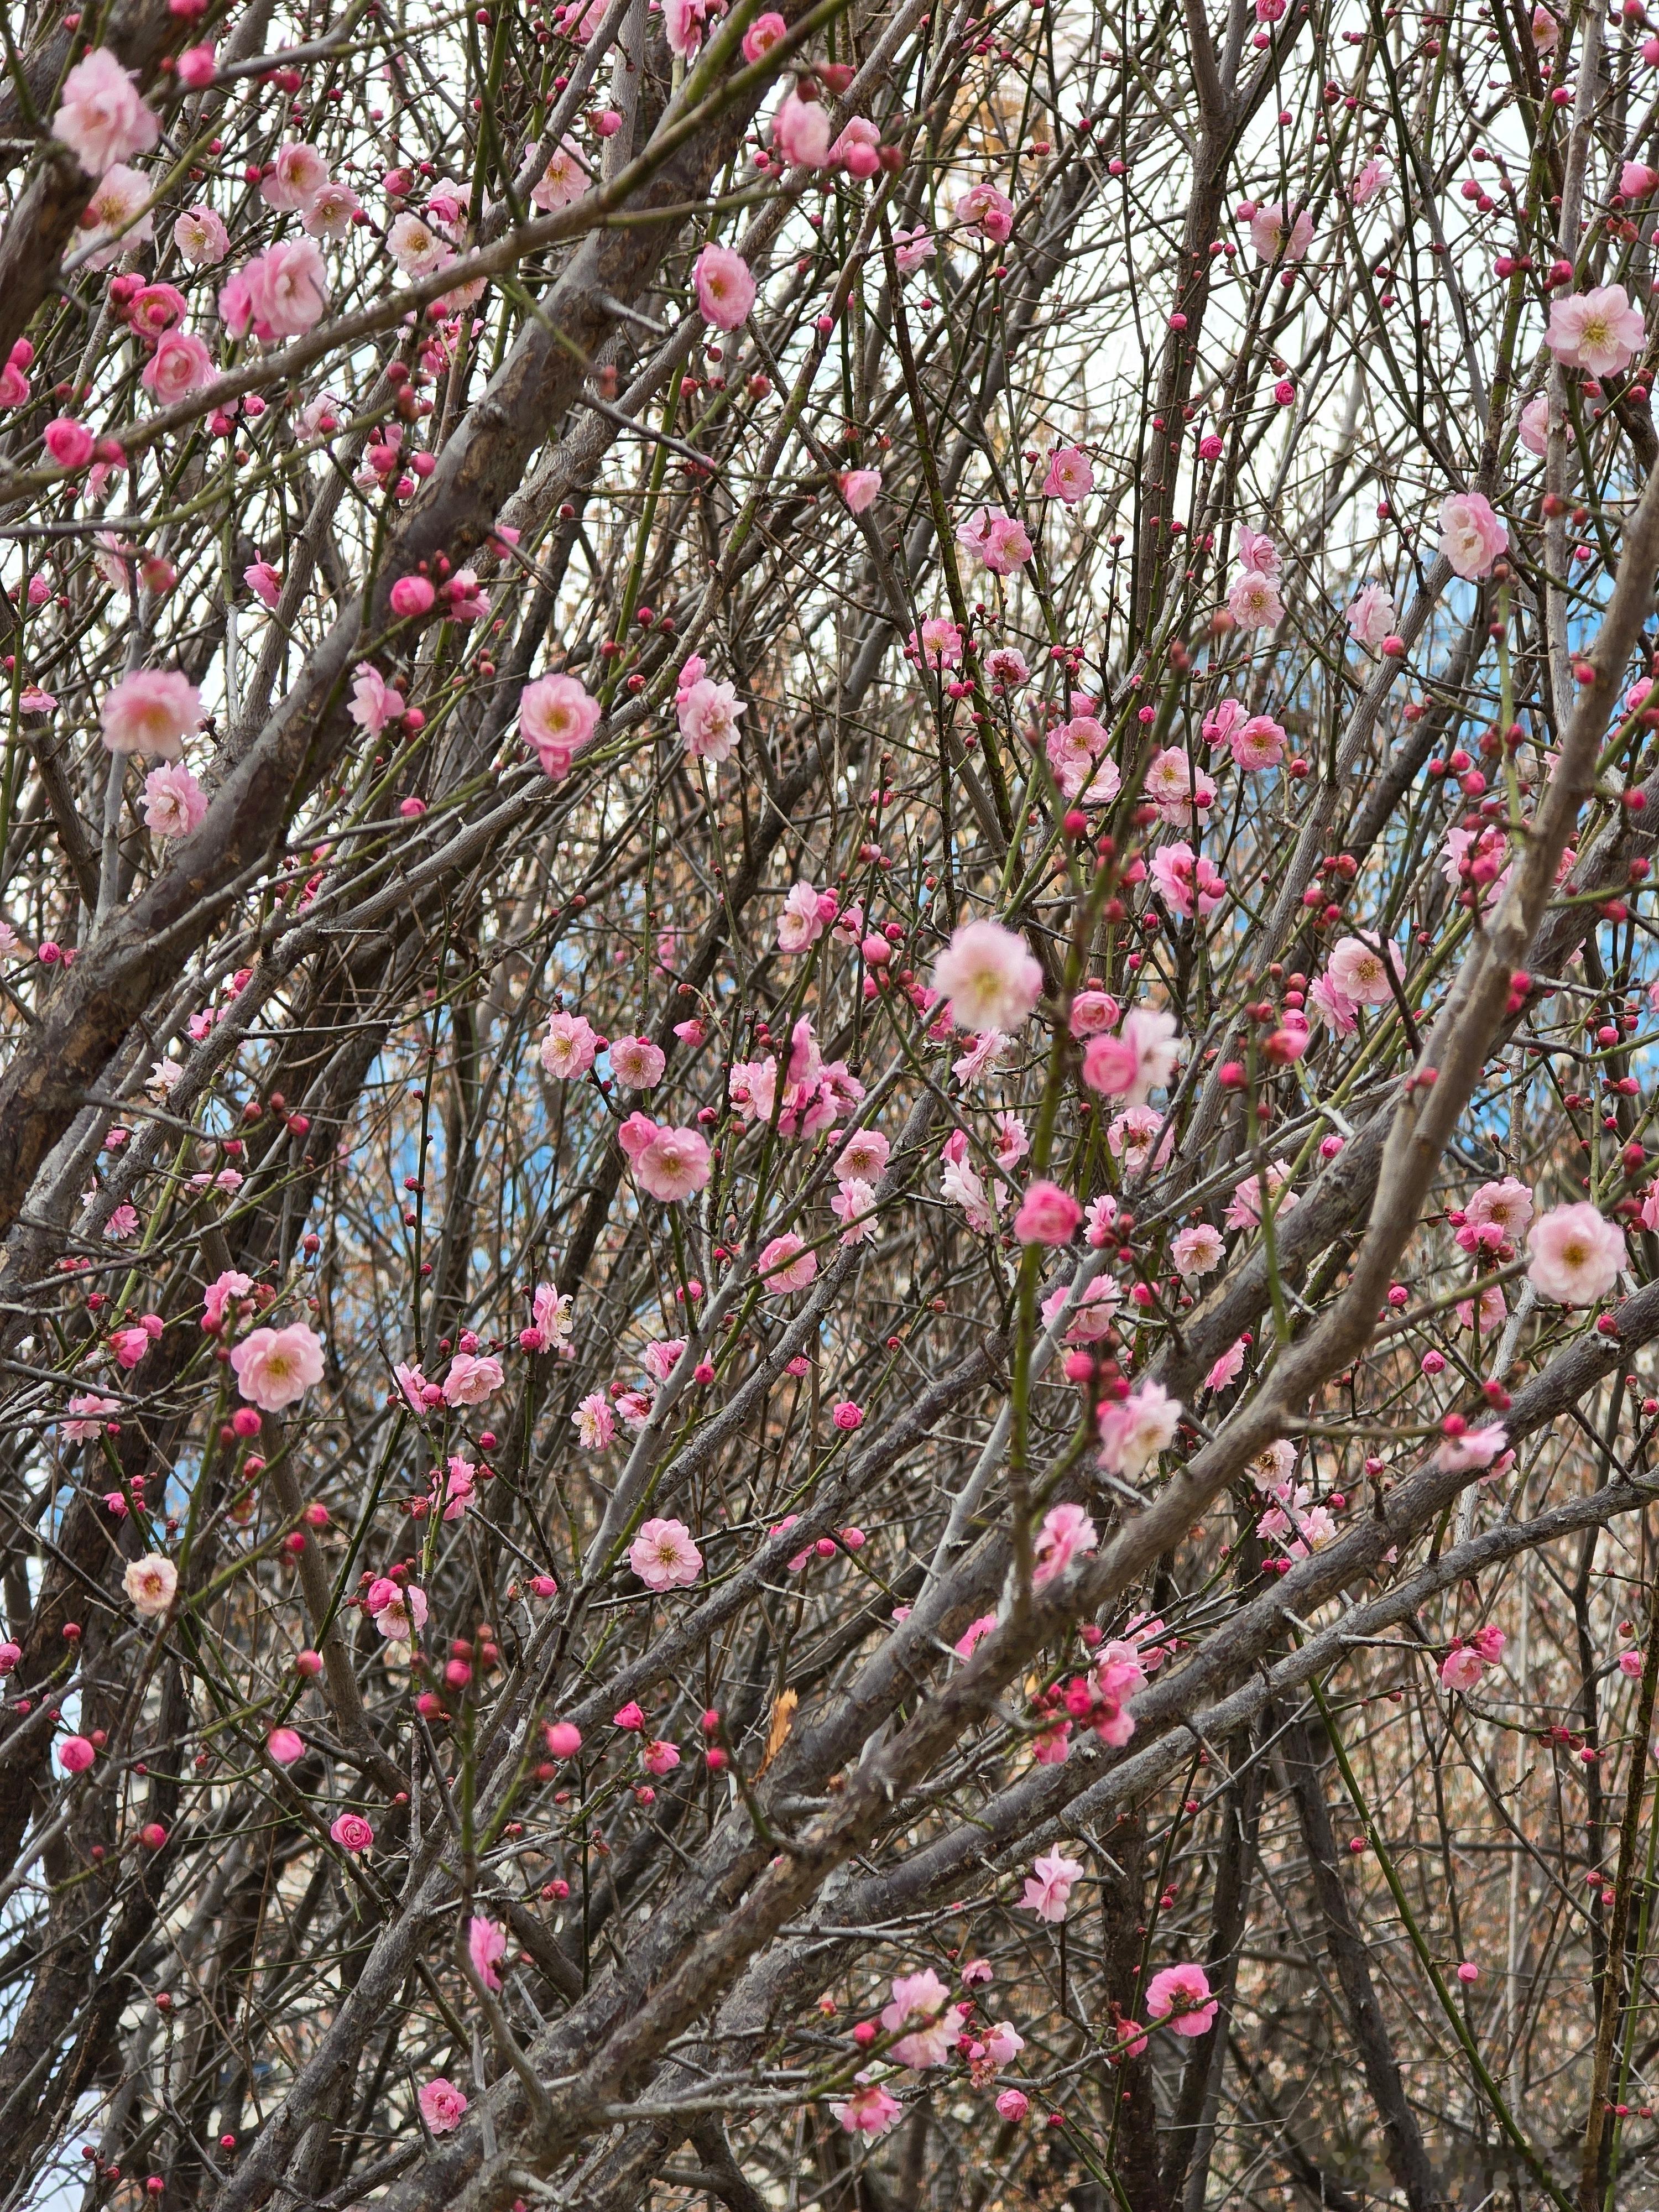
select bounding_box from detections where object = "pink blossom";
[386,212,450,276]
[53,48,158,175]
[100,670,200,758]
[957,505,1032,573]
[1518,392,1551,455]
[832,2078,903,2136]
[1144,746,1215,825]
[772,92,832,169]
[520,671,600,779]
[693,243,755,330]
[894,224,935,273]
[533,138,591,212]
[641,1736,681,1775]
[1150,841,1226,919]
[262,140,331,212]
[663,0,708,55]
[241,240,330,338]
[1347,584,1396,649]
[677,675,744,762]
[1014,1180,1082,1245]
[231,1323,324,1410]
[173,205,229,265]
[634,1125,711,1202]
[442,1352,503,1406]
[1042,445,1094,501]
[1032,1502,1097,1587]
[837,1126,890,1181]
[1227,570,1284,628]
[1250,202,1313,262]
[367,1579,429,1640]
[778,878,833,953]
[1327,935,1402,1006]
[629,1516,703,1590]
[302,181,361,239]
[540,1010,600,1078]
[467,1914,506,1990]
[1224,1160,1296,1228]
[572,1392,616,1449]
[1173,1223,1223,1277]
[58,1735,96,1774]
[830,117,881,179]
[1547,285,1646,377]
[1465,1177,1533,1239]
[141,329,214,403]
[141,763,208,839]
[609,1035,665,1089]
[932,919,1042,1032]
[740,9,787,59]
[881,1969,964,2064]
[1145,1962,1217,2035]
[1205,1336,1248,1393]
[124,1554,178,1617]
[1309,973,1358,1033]
[759,1232,818,1291]
[244,560,283,609]
[995,2088,1030,2121]
[268,1726,305,1765]
[1070,988,1119,1037]
[1438,491,1508,580]
[840,467,883,512]
[1098,1380,1182,1477]
[331,1812,374,1853]
[62,1393,120,1439]
[1527,1202,1624,1305]
[1350,156,1389,205]
[1229,713,1287,770]
[1020,1848,1084,1922]
[956,180,1015,242]
[1107,1105,1172,1175]
[1436,1422,1509,1474]
[44,417,95,469]
[348,663,399,734]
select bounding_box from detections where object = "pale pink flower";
[894,223,935,273]
[629,1516,703,1589]
[778,879,833,953]
[837,1127,890,1181]
[573,1391,617,1448]
[261,140,330,212]
[956,505,1032,574]
[467,1914,506,1990]
[609,1035,665,1089]
[840,467,882,512]
[62,1393,120,1439]
[1547,285,1646,377]
[1309,973,1358,1033]
[1465,1177,1533,1239]
[1527,1202,1624,1305]
[241,240,329,338]
[932,919,1043,1032]
[1040,1277,1120,1344]
[956,180,1015,242]
[367,1578,429,1640]
[231,1322,324,1410]
[54,48,158,174]
[1042,445,1094,502]
[1205,1336,1248,1392]
[142,329,214,403]
[1438,491,1508,580]
[540,1010,599,1079]
[124,1554,178,1617]
[1327,935,1402,1006]
[173,204,228,265]
[772,91,832,169]
[419,2079,468,2133]
[663,0,708,55]
[140,763,208,838]
[80,164,154,267]
[831,1175,878,1243]
[678,676,743,761]
[1350,156,1389,205]
[1045,715,1120,804]
[759,1232,818,1291]
[634,1125,711,1202]
[533,138,590,211]
[1150,841,1226,919]
[386,211,450,276]
[1107,1104,1172,1175]
[244,560,282,609]
[1624,160,1659,199]
[1346,583,1396,648]
[1518,393,1551,455]
[1014,1180,1082,1246]
[1437,1422,1509,1473]
[1069,989,1119,1038]
[1224,1161,1296,1228]
[1173,1222,1223,1278]
[1249,202,1312,262]
[301,181,360,240]
[1098,1380,1182,1477]
[1144,747,1215,825]
[693,243,755,330]
[1229,714,1286,770]
[348,663,399,734]
[1020,1848,1084,1923]
[1238,527,1279,574]
[1145,1962,1217,2034]
[832,2077,903,2136]
[1531,3,1559,44]
[941,1140,999,1233]
[830,114,881,177]
[1032,1501,1097,1587]
[268,1726,305,1765]
[521,671,600,779]
[100,670,200,758]
[442,1352,503,1406]
[881,1969,963,2065]
[1227,569,1284,628]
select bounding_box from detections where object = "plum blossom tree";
[8,0,1659,2201]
